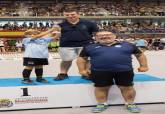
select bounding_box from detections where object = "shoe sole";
[36,81,49,83]
[22,82,33,84]
[54,77,68,81]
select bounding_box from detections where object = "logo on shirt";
[81,25,87,30]
[95,46,102,48]
[115,45,122,48]
[28,61,34,65]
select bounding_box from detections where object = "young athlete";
[22,27,60,84]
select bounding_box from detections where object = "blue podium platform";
[0,74,165,111]
[0,74,165,87]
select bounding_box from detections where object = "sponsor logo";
[115,45,122,48]
[15,97,48,104]
[0,99,13,108]
[15,88,48,104]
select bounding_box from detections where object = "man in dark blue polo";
[78,31,148,113]
[54,8,99,80]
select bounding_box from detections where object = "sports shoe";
[22,79,33,84]
[81,75,92,80]
[126,104,141,113]
[36,78,49,83]
[54,73,68,81]
[92,104,108,113]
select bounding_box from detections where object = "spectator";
[22,27,60,84]
[0,39,5,53]
[134,38,148,52]
[16,40,23,53]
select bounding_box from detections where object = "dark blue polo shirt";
[59,19,99,47]
[79,42,142,72]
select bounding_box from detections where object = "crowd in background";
[0,19,165,53]
[0,20,165,33]
[0,34,165,54]
[0,0,165,53]
[0,39,59,53]
[0,0,165,17]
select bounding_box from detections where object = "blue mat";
[0,74,165,87]
[134,74,165,82]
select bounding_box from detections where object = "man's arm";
[77,47,91,76]
[77,57,91,76]
[134,52,149,72]
[31,26,61,39]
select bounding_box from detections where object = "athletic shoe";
[81,75,92,80]
[92,104,108,113]
[126,104,141,113]
[54,73,68,81]
[36,78,49,83]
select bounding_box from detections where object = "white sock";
[99,102,108,105]
[125,102,134,105]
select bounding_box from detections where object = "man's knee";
[118,86,135,92]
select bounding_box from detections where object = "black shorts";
[23,58,48,66]
[91,70,134,87]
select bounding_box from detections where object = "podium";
[0,51,165,111]
[0,75,165,111]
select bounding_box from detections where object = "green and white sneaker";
[92,104,108,113]
[126,104,141,113]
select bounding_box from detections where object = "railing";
[0,16,165,21]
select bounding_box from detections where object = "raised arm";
[31,26,61,39]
